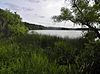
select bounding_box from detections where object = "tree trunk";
[86,23,100,39]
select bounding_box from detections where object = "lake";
[28,30,84,38]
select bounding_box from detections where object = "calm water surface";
[29,30,84,38]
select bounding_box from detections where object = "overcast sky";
[0,0,81,28]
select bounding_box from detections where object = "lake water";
[29,30,84,38]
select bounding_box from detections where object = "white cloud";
[0,0,80,28]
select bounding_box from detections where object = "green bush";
[0,9,28,38]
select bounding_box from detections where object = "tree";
[0,9,28,37]
[52,0,100,39]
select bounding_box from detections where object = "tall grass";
[0,33,99,74]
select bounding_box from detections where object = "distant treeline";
[23,22,46,30]
[24,22,100,30]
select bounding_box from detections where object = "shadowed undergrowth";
[0,33,85,74]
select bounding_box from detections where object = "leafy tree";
[0,9,28,37]
[52,0,100,39]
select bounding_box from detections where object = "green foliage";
[53,0,100,25]
[0,33,85,74]
[52,7,73,22]
[0,9,28,37]
[0,38,61,74]
[52,0,100,38]
[0,30,100,74]
[52,2,100,73]
[75,39,100,74]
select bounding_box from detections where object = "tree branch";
[74,1,100,39]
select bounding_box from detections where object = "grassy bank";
[0,33,85,74]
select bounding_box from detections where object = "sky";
[0,0,81,28]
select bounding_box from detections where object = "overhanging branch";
[73,1,100,39]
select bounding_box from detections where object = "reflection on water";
[29,30,84,38]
